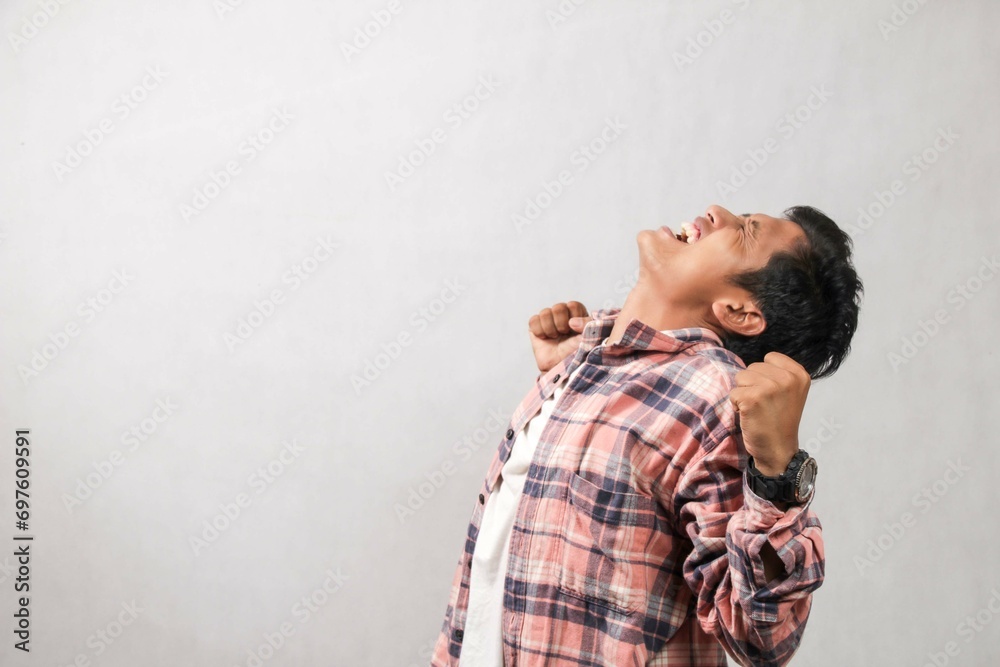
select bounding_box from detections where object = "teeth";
[680,222,698,244]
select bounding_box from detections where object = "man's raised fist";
[528,301,593,372]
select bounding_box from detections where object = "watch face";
[797,459,817,501]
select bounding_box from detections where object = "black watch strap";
[747,450,813,504]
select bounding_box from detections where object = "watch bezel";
[792,456,818,503]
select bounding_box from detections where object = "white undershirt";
[459,359,592,666]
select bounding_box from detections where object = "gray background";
[1,0,998,665]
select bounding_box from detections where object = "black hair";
[721,205,863,380]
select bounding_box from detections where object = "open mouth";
[674,220,702,244]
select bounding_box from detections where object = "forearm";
[730,483,823,664]
[682,476,824,666]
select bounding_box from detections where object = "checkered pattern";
[431,308,824,666]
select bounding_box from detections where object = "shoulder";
[660,345,743,406]
[650,347,744,451]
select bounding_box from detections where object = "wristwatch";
[747,450,817,505]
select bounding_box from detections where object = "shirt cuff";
[740,472,816,595]
[741,471,811,530]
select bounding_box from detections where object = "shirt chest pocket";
[557,471,658,615]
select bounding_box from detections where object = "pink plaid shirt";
[431,308,824,666]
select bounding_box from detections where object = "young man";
[430,205,863,667]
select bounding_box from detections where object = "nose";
[704,205,738,230]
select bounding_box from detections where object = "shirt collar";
[583,307,726,357]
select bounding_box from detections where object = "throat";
[611,286,723,342]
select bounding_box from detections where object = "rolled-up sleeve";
[670,402,825,667]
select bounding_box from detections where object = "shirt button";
[478,493,485,504]
[553,374,561,382]
[454,629,464,641]
[506,428,514,440]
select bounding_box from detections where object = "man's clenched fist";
[729,351,811,477]
[528,301,592,372]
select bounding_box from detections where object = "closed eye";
[739,213,759,240]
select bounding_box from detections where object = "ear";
[710,298,766,337]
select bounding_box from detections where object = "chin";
[635,229,655,261]
[636,228,665,250]
[636,229,672,273]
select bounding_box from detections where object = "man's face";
[636,205,808,325]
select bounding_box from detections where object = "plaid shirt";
[431,308,824,667]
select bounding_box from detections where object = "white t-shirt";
[459,356,595,666]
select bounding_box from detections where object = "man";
[430,205,863,666]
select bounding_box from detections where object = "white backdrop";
[2,1,998,665]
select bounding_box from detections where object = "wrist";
[747,449,817,507]
[751,450,797,477]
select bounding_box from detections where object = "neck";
[607,284,721,345]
